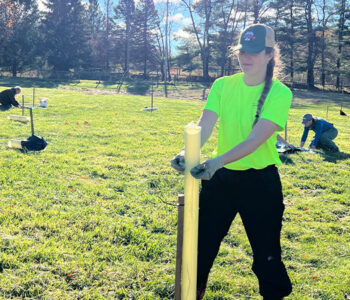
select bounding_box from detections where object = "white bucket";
[39,97,48,108]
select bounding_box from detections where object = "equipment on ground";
[7,95,30,122]
[8,106,48,152]
[276,141,314,154]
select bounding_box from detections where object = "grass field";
[0,81,349,299]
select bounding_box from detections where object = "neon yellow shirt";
[204,73,292,170]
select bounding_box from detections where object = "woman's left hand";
[190,156,224,180]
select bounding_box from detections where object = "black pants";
[310,127,339,152]
[0,102,11,111]
[197,165,292,299]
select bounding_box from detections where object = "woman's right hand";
[171,150,185,173]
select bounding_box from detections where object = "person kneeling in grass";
[300,113,339,152]
[0,86,22,111]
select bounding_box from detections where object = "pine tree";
[87,0,105,69]
[115,0,136,77]
[133,0,160,78]
[41,0,91,72]
[0,0,40,76]
[211,0,240,76]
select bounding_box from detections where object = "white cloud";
[117,22,126,29]
[172,28,195,41]
[166,13,191,25]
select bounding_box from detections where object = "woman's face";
[238,50,272,76]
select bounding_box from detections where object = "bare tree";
[336,0,346,90]
[305,0,318,89]
[115,0,135,77]
[181,0,213,80]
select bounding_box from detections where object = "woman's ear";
[267,51,274,62]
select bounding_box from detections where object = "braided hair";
[252,47,275,127]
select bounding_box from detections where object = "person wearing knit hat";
[300,113,339,152]
[0,86,21,111]
[172,23,292,299]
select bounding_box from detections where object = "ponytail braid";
[252,47,275,127]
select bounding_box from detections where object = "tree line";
[0,0,349,90]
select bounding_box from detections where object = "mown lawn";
[0,84,349,299]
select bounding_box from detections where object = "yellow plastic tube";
[181,121,201,300]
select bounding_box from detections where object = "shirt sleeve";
[10,96,19,107]
[301,127,309,143]
[311,121,323,147]
[259,83,293,132]
[204,77,225,116]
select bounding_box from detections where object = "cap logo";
[244,31,255,41]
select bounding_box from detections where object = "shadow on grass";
[126,81,151,95]
[279,154,295,165]
[0,76,78,89]
[319,151,350,163]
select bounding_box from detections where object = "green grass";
[0,85,349,299]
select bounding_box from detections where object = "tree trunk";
[336,0,345,90]
[105,0,110,71]
[164,0,169,82]
[12,61,17,77]
[125,15,131,78]
[143,6,148,79]
[321,0,326,88]
[253,0,259,23]
[306,0,315,89]
[290,0,295,88]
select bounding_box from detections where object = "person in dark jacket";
[300,113,339,152]
[0,86,22,111]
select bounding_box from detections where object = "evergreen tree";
[87,0,104,39]
[133,0,160,78]
[334,0,350,89]
[0,0,40,76]
[211,0,240,76]
[174,43,201,75]
[41,0,91,72]
[115,0,136,77]
[271,0,305,87]
[87,0,105,69]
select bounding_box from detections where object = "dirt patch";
[292,89,350,106]
[57,85,349,106]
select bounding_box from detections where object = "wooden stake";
[30,108,34,135]
[22,95,24,116]
[151,81,154,112]
[33,87,35,106]
[284,121,287,142]
[175,194,185,300]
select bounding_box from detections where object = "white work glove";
[190,156,224,180]
[171,149,185,173]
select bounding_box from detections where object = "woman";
[171,24,293,299]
